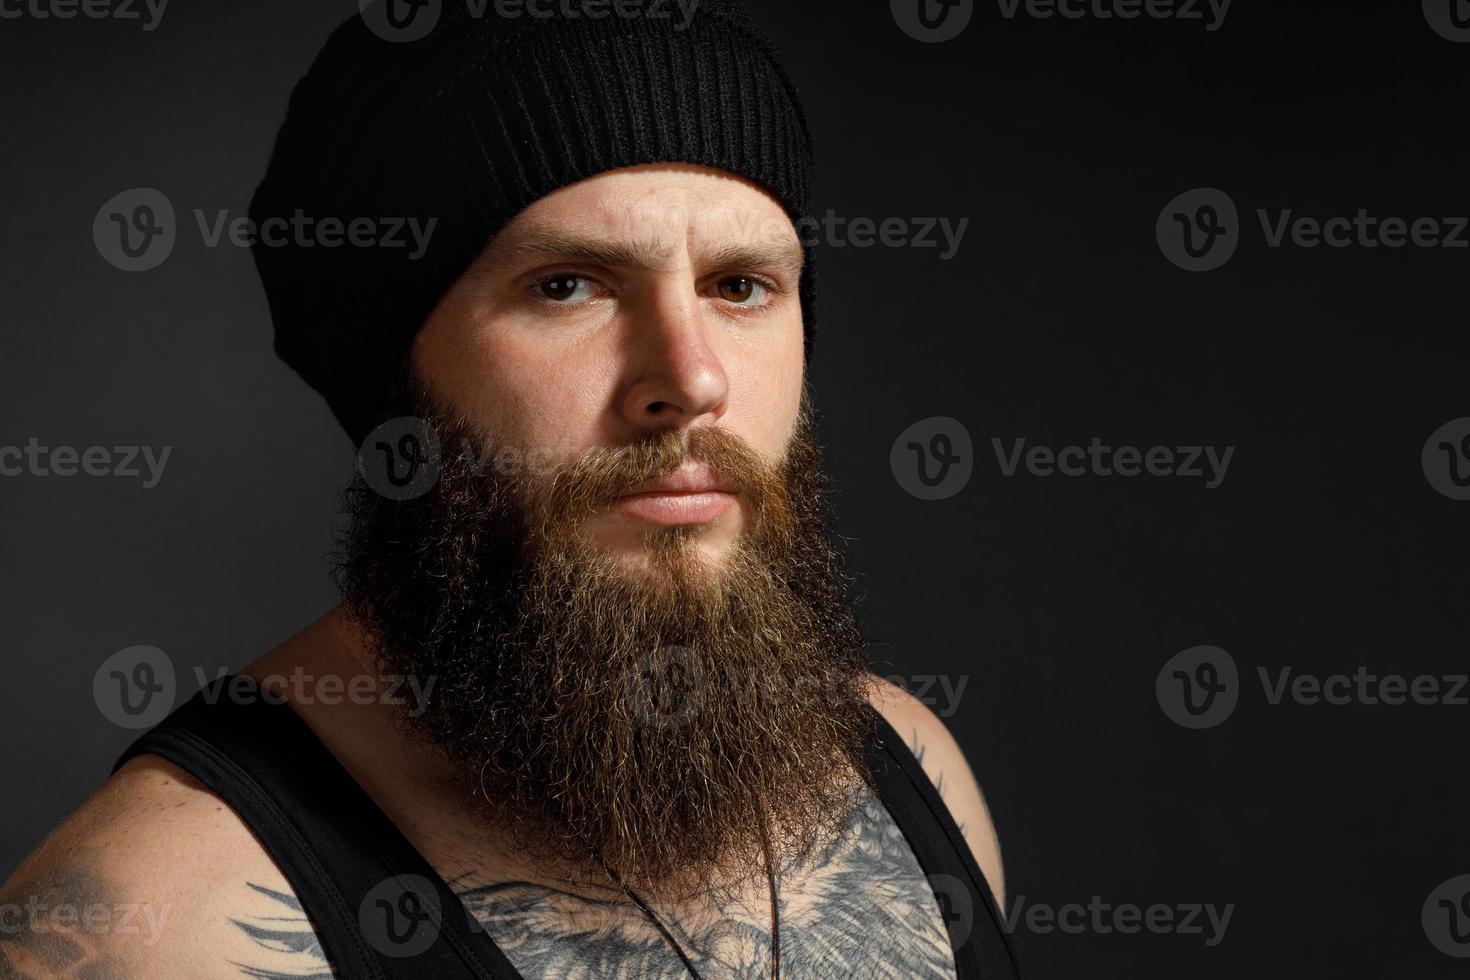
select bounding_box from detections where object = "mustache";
[526,424,795,533]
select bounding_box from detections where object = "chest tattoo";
[456,790,957,980]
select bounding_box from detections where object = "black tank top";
[113,676,1021,979]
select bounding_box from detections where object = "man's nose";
[618,276,730,431]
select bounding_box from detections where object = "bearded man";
[1,2,1019,977]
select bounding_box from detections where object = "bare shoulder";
[1,756,333,979]
[865,675,1006,906]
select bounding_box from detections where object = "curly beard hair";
[336,382,875,893]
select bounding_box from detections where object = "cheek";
[449,328,609,461]
[415,285,612,471]
[729,319,805,457]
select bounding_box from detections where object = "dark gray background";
[2,1,1467,977]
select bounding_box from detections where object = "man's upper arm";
[1,757,334,980]
[868,676,1006,907]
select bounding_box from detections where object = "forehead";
[493,164,801,259]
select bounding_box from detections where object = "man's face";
[412,163,807,569]
[341,164,870,889]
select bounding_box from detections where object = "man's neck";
[242,607,498,862]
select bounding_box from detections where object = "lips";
[610,464,739,526]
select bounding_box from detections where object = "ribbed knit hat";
[250,0,817,445]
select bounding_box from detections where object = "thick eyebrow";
[485,230,805,278]
[700,239,806,278]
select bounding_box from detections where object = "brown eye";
[536,275,592,302]
[716,276,765,305]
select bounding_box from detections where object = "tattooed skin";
[230,885,335,980]
[229,787,956,979]
[908,726,969,839]
[457,787,956,980]
[0,863,131,980]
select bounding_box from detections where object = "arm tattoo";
[0,862,131,980]
[230,884,336,980]
[457,788,958,979]
[910,725,968,838]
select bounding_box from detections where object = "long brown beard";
[336,384,874,891]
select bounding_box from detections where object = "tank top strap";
[113,675,521,980]
[864,709,1023,978]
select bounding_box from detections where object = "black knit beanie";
[249,0,817,445]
